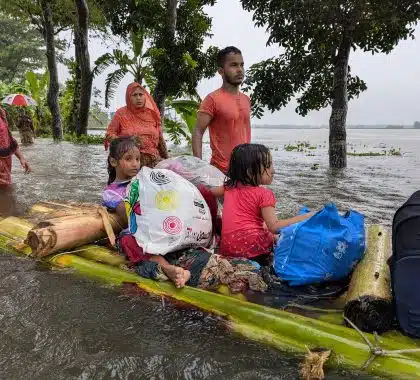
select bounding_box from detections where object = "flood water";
[1,128,419,379]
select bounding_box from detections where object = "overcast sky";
[58,0,420,126]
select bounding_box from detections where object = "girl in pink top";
[211,143,313,263]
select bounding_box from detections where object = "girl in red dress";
[211,143,313,264]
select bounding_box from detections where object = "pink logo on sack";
[163,216,182,235]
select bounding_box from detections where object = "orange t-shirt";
[199,88,251,173]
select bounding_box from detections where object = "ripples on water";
[1,129,419,379]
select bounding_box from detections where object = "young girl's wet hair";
[107,136,139,184]
[225,143,272,188]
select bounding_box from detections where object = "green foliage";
[0,0,75,34]
[284,141,317,152]
[0,74,50,133]
[96,0,219,101]
[25,71,49,109]
[25,71,50,134]
[93,30,155,107]
[347,148,402,157]
[63,132,104,144]
[163,117,190,145]
[88,102,109,130]
[0,81,21,129]
[164,98,200,145]
[241,0,420,118]
[0,13,46,83]
[59,59,77,132]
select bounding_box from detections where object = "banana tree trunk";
[41,0,63,140]
[329,28,352,169]
[74,0,93,137]
[2,215,420,379]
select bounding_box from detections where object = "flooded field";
[1,128,419,379]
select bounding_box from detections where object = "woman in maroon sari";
[0,107,31,186]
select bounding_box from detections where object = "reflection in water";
[2,130,419,379]
[0,185,18,216]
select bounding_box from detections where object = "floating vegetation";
[389,148,402,156]
[311,163,320,170]
[348,148,402,157]
[347,152,386,157]
[284,141,318,152]
[283,141,402,158]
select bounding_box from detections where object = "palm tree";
[92,29,154,108]
[93,29,201,145]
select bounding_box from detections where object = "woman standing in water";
[105,82,168,168]
[0,107,31,186]
[17,110,35,146]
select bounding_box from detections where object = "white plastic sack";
[155,155,225,188]
[125,167,213,255]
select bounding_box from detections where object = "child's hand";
[19,158,31,174]
[132,136,142,147]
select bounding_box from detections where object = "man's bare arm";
[192,112,212,159]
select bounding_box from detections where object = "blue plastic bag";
[273,203,365,286]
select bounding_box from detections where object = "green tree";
[241,0,420,168]
[93,29,155,107]
[97,0,218,114]
[71,0,107,136]
[73,0,92,136]
[40,0,63,139]
[0,14,46,83]
[0,0,77,139]
[0,80,23,130]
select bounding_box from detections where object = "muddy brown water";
[1,128,419,379]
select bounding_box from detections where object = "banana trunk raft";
[1,205,420,379]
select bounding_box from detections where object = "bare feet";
[163,265,191,288]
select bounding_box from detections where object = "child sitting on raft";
[102,137,267,293]
[211,143,313,264]
[102,137,191,288]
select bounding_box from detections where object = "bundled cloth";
[134,249,267,293]
[155,155,225,188]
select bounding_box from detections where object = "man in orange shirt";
[192,46,251,174]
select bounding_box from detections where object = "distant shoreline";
[252,125,419,130]
[46,125,420,131]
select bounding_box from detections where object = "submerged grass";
[37,133,105,145]
[64,133,104,145]
[347,148,402,157]
[347,152,386,157]
[283,141,402,158]
[284,141,318,152]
